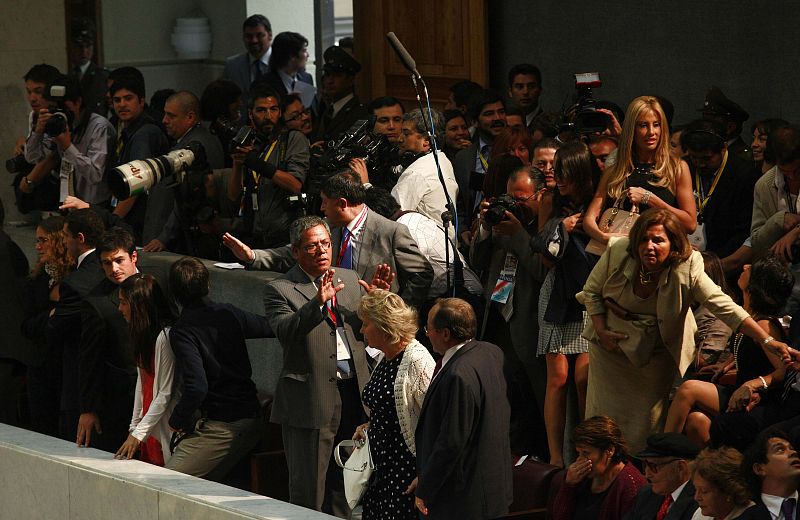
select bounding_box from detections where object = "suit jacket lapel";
[419,339,477,420]
[288,266,318,301]
[356,214,377,280]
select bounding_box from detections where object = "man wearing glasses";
[624,433,701,520]
[263,215,392,517]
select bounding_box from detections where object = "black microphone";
[386,32,420,77]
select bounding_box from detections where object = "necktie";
[782,497,796,520]
[290,78,296,91]
[432,357,443,378]
[253,61,266,82]
[655,494,673,520]
[783,368,798,403]
[338,228,354,269]
[317,276,352,376]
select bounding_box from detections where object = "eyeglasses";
[301,240,331,253]
[643,458,680,473]
[512,193,536,204]
[35,237,50,244]
[284,108,311,123]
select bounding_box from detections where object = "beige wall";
[0,0,66,222]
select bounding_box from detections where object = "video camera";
[308,118,394,193]
[560,72,611,135]
[108,141,208,200]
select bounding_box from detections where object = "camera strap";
[694,149,728,219]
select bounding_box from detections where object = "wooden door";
[353,0,488,109]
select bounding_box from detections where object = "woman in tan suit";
[577,208,792,452]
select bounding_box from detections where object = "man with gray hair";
[391,108,459,235]
[263,215,393,516]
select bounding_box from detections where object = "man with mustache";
[452,89,507,244]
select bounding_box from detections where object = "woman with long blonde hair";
[584,96,696,246]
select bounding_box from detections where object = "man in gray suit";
[263,216,391,516]
[223,15,272,123]
[469,164,548,458]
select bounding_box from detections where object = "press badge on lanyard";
[491,253,518,304]
[336,328,352,361]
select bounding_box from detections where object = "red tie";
[432,357,443,377]
[656,495,673,520]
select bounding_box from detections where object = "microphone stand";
[408,73,462,297]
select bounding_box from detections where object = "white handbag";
[334,430,374,508]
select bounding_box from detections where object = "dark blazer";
[71,62,110,117]
[223,52,256,96]
[329,210,433,308]
[415,339,512,520]
[263,265,369,429]
[623,481,698,520]
[737,498,800,520]
[0,231,30,364]
[313,95,369,143]
[692,153,759,258]
[452,143,480,234]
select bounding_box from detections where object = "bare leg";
[544,353,569,468]
[685,411,712,447]
[573,353,589,420]
[664,380,719,433]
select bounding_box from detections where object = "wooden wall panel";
[353,0,487,109]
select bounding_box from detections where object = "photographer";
[469,163,548,458]
[24,74,114,207]
[227,85,309,248]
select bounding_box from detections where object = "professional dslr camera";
[484,193,524,226]
[559,72,611,135]
[5,155,32,175]
[213,117,266,150]
[40,85,74,137]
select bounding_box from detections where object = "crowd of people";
[4,11,800,520]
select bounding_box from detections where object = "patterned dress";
[362,351,417,520]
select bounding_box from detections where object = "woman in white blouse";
[114,274,179,466]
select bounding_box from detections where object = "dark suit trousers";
[282,377,364,518]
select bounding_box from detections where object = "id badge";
[491,253,518,304]
[336,327,352,361]
[688,222,706,250]
[251,192,259,211]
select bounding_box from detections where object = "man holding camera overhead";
[226,85,310,249]
[24,74,115,207]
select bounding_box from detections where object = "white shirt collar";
[345,206,368,236]
[762,491,799,520]
[671,480,689,504]
[331,93,355,118]
[439,340,470,372]
[525,102,542,126]
[251,48,271,67]
[278,69,297,91]
[77,248,95,268]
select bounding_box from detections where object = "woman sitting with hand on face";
[551,415,645,520]
[352,290,435,520]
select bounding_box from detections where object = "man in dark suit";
[738,428,800,520]
[263,216,391,516]
[223,14,272,123]
[624,433,701,520]
[700,86,751,162]
[48,208,106,441]
[68,18,109,117]
[312,46,369,143]
[75,227,139,452]
[261,31,315,108]
[415,298,512,520]
[452,89,507,244]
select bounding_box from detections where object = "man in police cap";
[68,18,110,117]
[313,45,369,142]
[624,433,701,520]
[700,86,751,161]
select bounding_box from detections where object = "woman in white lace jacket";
[114,274,179,466]
[353,290,435,520]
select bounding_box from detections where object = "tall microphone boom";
[386,32,419,77]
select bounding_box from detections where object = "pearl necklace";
[732,333,744,370]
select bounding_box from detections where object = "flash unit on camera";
[49,85,66,98]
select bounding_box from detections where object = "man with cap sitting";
[313,45,369,142]
[700,86,751,162]
[623,433,701,520]
[739,427,800,520]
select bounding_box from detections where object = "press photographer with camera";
[24,75,114,207]
[226,85,309,248]
[469,162,548,458]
